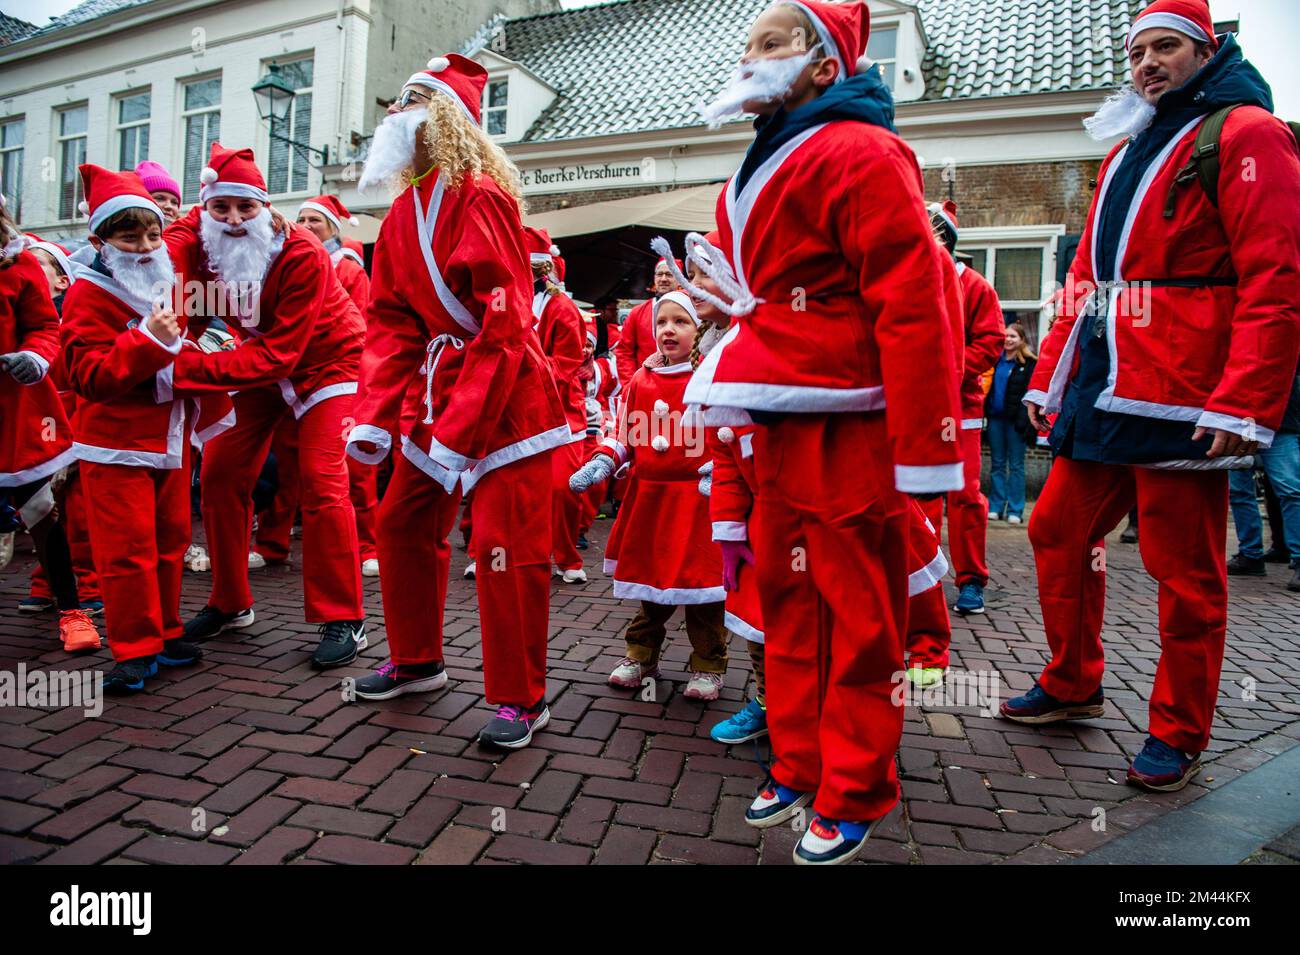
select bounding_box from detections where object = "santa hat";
[582,313,597,347]
[299,194,359,233]
[523,225,556,266]
[781,1,873,82]
[77,164,163,235]
[199,142,269,204]
[1127,0,1217,51]
[405,53,488,126]
[927,199,959,239]
[24,233,76,281]
[654,289,702,327]
[339,237,365,267]
[134,160,181,201]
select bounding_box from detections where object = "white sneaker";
[248,551,266,570]
[361,558,380,577]
[608,656,659,688]
[683,671,723,701]
[464,561,476,579]
[184,544,210,572]
[0,531,13,571]
[1007,514,1023,525]
[561,568,587,584]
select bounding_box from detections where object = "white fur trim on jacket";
[346,424,393,465]
[895,461,965,494]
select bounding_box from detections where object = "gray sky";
[4,0,1295,114]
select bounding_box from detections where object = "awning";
[340,212,384,245]
[523,183,723,238]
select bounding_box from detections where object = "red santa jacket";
[1027,106,1300,447]
[614,298,655,391]
[165,209,363,418]
[956,261,1004,428]
[333,252,371,311]
[533,288,587,440]
[347,169,569,493]
[0,252,75,486]
[588,354,620,434]
[684,121,964,494]
[61,267,233,469]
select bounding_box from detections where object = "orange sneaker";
[60,609,102,653]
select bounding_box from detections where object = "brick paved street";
[2,508,1299,865]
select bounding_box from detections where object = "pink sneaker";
[683,671,723,701]
[608,657,659,688]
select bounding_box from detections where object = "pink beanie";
[134,160,181,200]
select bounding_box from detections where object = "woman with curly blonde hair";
[345,54,570,751]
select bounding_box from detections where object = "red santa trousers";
[377,448,553,707]
[752,412,909,822]
[81,453,191,662]
[1028,456,1228,753]
[30,468,101,602]
[947,427,988,586]
[551,439,584,572]
[906,583,951,670]
[202,386,362,622]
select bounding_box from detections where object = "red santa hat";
[199,142,269,204]
[927,199,959,238]
[1126,0,1218,51]
[77,164,163,235]
[404,53,488,126]
[339,237,365,266]
[781,1,873,82]
[299,194,359,233]
[24,233,77,281]
[582,312,597,347]
[654,289,702,327]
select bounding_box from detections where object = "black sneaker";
[576,533,590,550]
[183,605,255,640]
[353,660,447,700]
[102,656,158,695]
[1288,569,1300,593]
[1226,553,1266,577]
[311,620,367,669]
[158,638,203,667]
[1119,521,1138,544]
[477,699,549,750]
[1263,547,1291,564]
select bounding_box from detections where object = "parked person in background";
[985,322,1037,524]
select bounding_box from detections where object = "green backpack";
[1164,104,1300,216]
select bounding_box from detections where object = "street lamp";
[252,64,329,166]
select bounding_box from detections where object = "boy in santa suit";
[614,257,681,389]
[163,143,367,671]
[924,199,1003,616]
[686,1,963,863]
[524,225,589,583]
[571,290,728,700]
[1006,0,1300,791]
[60,165,235,690]
[20,236,103,617]
[345,54,570,750]
[248,194,380,578]
[0,210,101,654]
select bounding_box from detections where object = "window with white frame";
[267,57,314,195]
[484,78,508,137]
[957,228,1063,346]
[56,104,88,220]
[866,25,898,89]
[181,76,222,204]
[116,90,151,171]
[0,118,23,220]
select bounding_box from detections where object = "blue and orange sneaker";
[999,683,1104,724]
[710,697,768,744]
[794,815,872,865]
[1127,736,1201,792]
[478,700,550,750]
[745,781,813,829]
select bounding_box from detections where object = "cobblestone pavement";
[2,507,1298,865]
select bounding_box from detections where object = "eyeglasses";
[396,88,431,109]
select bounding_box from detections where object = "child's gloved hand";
[697,460,713,497]
[0,352,43,384]
[569,455,617,493]
[719,538,755,592]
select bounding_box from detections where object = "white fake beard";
[1084,85,1158,141]
[99,241,175,306]
[700,51,817,128]
[359,108,427,195]
[200,208,275,289]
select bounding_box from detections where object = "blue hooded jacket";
[1053,34,1276,466]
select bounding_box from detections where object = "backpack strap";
[1163,104,1239,218]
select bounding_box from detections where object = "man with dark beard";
[344,54,569,750]
[1004,0,1300,792]
[165,143,368,671]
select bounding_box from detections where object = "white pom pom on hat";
[200,167,218,185]
[653,399,670,418]
[651,435,669,453]
[718,427,735,444]
[78,200,90,216]
[856,55,874,73]
[349,216,360,226]
[426,56,450,72]
[550,245,560,256]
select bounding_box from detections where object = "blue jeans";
[1228,431,1300,567]
[986,416,1026,518]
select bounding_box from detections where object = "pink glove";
[719,539,755,592]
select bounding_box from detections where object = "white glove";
[697,460,713,498]
[1,352,43,384]
[570,454,617,493]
